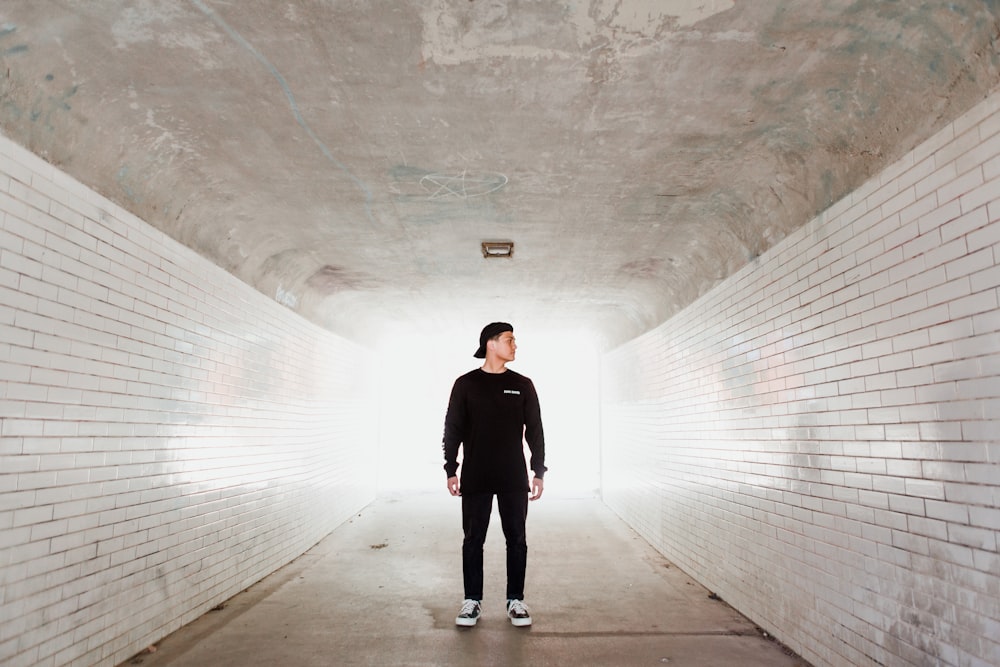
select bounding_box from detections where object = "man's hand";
[530,476,544,501]
[447,476,461,496]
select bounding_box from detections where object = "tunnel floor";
[122,492,810,667]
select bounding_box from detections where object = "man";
[442,322,547,628]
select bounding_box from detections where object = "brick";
[949,290,998,319]
[936,124,986,170]
[946,247,995,281]
[916,161,957,199]
[937,167,984,206]
[967,219,1000,252]
[960,174,1000,215]
[940,205,989,242]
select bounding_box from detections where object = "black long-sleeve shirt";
[442,368,547,494]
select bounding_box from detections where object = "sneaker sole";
[509,616,531,627]
[455,617,478,627]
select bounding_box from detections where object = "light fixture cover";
[481,241,514,258]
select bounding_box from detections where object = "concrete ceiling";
[2,1,999,349]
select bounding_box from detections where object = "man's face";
[491,332,517,361]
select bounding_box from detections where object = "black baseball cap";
[473,322,513,358]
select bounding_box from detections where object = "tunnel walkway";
[122,493,809,667]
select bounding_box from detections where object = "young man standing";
[442,322,547,628]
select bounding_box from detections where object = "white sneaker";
[455,599,481,627]
[506,599,531,627]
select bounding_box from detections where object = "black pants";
[462,491,528,601]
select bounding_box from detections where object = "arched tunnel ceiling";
[1,1,999,348]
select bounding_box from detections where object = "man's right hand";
[447,476,461,496]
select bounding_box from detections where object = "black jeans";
[462,491,529,601]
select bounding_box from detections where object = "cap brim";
[473,345,486,358]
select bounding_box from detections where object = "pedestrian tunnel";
[2,92,1000,667]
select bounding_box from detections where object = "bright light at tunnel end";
[373,324,602,497]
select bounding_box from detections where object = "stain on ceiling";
[1,1,998,348]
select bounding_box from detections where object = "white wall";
[601,92,1000,667]
[0,136,378,667]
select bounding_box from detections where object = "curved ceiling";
[1,1,998,348]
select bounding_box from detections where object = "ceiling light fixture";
[481,241,514,258]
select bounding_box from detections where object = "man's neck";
[480,358,508,374]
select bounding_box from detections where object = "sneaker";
[455,599,481,627]
[506,599,531,627]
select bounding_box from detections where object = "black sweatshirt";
[442,368,547,494]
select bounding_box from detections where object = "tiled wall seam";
[601,90,1000,667]
[0,134,378,667]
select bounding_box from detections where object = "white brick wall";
[601,91,1000,667]
[0,135,378,667]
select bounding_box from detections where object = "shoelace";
[507,600,529,616]
[460,600,479,616]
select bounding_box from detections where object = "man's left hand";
[530,476,544,501]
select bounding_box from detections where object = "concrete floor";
[122,493,811,667]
